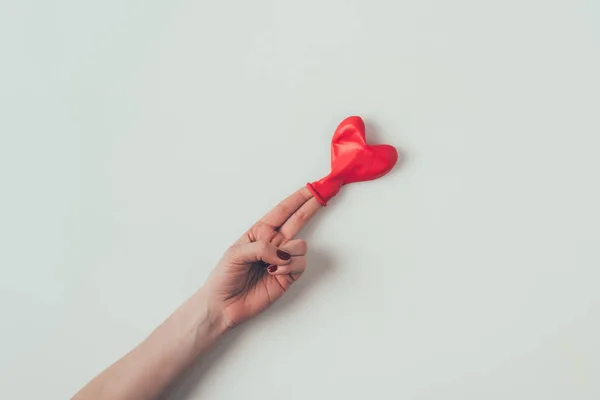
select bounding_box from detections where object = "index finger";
[260,187,313,228]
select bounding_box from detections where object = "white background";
[1,1,599,399]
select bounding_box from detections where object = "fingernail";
[268,265,278,273]
[276,249,291,260]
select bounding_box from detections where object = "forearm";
[73,289,227,400]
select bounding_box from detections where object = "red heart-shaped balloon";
[307,116,398,206]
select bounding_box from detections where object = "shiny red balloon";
[307,116,398,206]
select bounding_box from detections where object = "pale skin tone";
[73,187,321,400]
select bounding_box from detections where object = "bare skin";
[73,187,321,400]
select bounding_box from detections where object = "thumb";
[230,241,293,266]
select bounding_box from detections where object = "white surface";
[1,1,600,399]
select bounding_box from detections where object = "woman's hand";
[72,187,321,400]
[203,187,321,329]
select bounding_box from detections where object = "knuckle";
[270,234,285,247]
[298,239,308,254]
[256,240,270,253]
[255,224,272,239]
[226,244,239,254]
[295,209,309,222]
[279,204,293,217]
[226,245,242,261]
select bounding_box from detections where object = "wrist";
[152,289,227,361]
[191,289,229,341]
